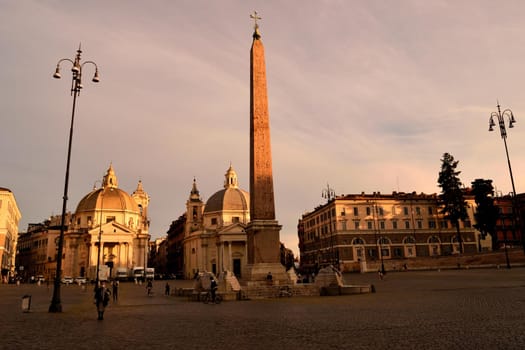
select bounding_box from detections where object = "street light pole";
[49,46,99,313]
[322,184,336,267]
[95,185,106,287]
[489,102,522,254]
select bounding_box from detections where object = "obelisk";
[245,11,288,282]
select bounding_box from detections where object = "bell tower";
[186,178,204,234]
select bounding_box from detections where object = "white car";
[74,277,87,284]
[61,276,73,284]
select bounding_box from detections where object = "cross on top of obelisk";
[250,11,262,39]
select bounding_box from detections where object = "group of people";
[94,279,172,320]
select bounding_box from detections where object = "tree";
[437,153,468,254]
[280,243,295,271]
[471,179,499,251]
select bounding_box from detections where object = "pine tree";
[437,153,468,254]
[471,179,499,250]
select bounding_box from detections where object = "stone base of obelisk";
[244,220,290,284]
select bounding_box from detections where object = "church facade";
[17,165,150,281]
[183,165,250,279]
[64,164,150,280]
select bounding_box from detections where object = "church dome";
[204,165,250,214]
[75,164,139,214]
[75,187,139,214]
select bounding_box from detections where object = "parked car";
[74,277,87,284]
[36,275,45,283]
[61,276,73,284]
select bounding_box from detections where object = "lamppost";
[95,184,109,286]
[322,184,336,266]
[489,102,522,254]
[372,196,385,275]
[49,46,99,313]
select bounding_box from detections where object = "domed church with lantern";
[61,164,150,280]
[183,165,250,279]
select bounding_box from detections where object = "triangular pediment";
[217,222,247,235]
[88,221,135,236]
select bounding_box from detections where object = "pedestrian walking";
[165,282,170,296]
[94,281,111,320]
[112,280,119,302]
[210,278,218,302]
[146,279,153,296]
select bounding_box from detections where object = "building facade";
[16,214,69,282]
[493,194,524,249]
[166,213,186,278]
[16,165,150,281]
[183,165,250,279]
[0,187,22,282]
[298,191,487,273]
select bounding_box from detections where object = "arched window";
[428,236,440,244]
[403,236,416,244]
[352,237,365,245]
[378,237,391,245]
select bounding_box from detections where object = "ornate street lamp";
[488,102,522,254]
[96,184,111,286]
[49,46,99,313]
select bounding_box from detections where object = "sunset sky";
[1,1,524,256]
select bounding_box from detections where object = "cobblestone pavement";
[2,268,525,350]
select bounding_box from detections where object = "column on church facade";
[228,241,232,272]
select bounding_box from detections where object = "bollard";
[21,295,32,313]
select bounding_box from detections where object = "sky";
[1,1,525,257]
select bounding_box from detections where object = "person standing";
[210,278,218,302]
[146,279,153,296]
[94,281,111,320]
[112,280,119,302]
[165,282,170,296]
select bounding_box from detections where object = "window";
[416,207,421,215]
[353,237,365,245]
[380,221,385,230]
[403,236,416,244]
[378,237,390,245]
[106,216,116,223]
[366,207,371,215]
[378,207,384,216]
[429,220,436,229]
[428,236,440,244]
[354,221,360,230]
[353,207,358,216]
[367,221,373,229]
[405,221,410,229]
[341,208,346,216]
[392,220,398,229]
[341,221,347,231]
[428,207,434,215]
[404,207,409,215]
[417,220,423,229]
[211,218,218,225]
[232,216,240,223]
[406,247,414,257]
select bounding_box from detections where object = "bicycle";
[202,290,222,304]
[277,285,292,298]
